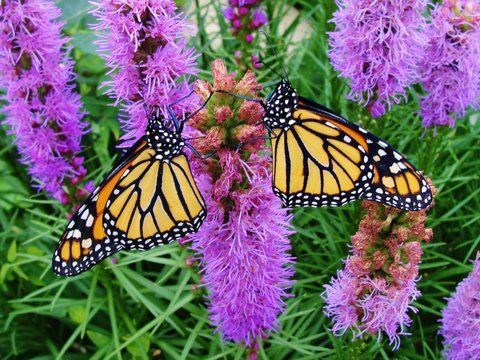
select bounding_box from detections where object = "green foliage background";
[1,1,479,358]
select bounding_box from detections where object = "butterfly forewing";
[52,124,206,277]
[271,107,374,207]
[103,153,206,250]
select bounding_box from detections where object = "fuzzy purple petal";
[0,0,88,198]
[419,0,480,127]
[90,0,199,147]
[328,0,429,112]
[440,254,480,360]
[189,153,295,345]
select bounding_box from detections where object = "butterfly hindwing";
[52,140,148,276]
[359,135,432,210]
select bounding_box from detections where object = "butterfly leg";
[215,89,266,108]
[185,142,215,160]
[167,91,215,132]
[235,132,277,151]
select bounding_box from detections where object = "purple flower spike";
[0,0,88,201]
[440,253,480,360]
[187,60,295,346]
[222,1,268,71]
[90,0,199,147]
[420,0,480,128]
[328,0,429,113]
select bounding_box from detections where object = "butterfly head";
[146,113,185,160]
[264,79,298,130]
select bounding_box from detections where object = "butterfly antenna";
[258,30,290,82]
[256,60,284,80]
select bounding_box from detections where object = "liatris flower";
[90,0,199,147]
[419,0,480,127]
[224,0,267,71]
[439,253,480,360]
[185,60,295,347]
[323,193,435,349]
[0,0,88,203]
[328,0,429,117]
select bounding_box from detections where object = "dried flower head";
[323,183,436,349]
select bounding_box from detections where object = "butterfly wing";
[272,97,432,210]
[270,100,374,207]
[52,138,149,276]
[52,139,206,277]
[359,134,432,210]
[102,151,206,250]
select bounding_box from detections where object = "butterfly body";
[52,113,206,276]
[265,79,432,211]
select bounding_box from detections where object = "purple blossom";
[223,1,267,71]
[90,0,199,147]
[323,260,420,349]
[189,152,294,345]
[0,0,88,202]
[328,0,429,116]
[186,60,294,346]
[439,253,480,360]
[419,0,480,127]
[251,9,268,28]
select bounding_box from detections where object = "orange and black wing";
[275,96,432,211]
[270,102,373,207]
[52,138,149,276]
[52,139,206,277]
[102,150,206,250]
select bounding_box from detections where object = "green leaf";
[7,240,17,262]
[77,55,105,74]
[71,33,99,55]
[87,331,111,348]
[124,334,151,357]
[56,0,94,27]
[68,305,87,324]
[0,264,10,284]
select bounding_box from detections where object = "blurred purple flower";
[186,60,295,346]
[328,0,429,116]
[323,199,435,349]
[223,1,267,71]
[251,9,268,28]
[420,0,480,127]
[0,0,88,202]
[439,253,480,360]
[90,0,199,147]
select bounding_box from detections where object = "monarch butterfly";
[228,77,432,211]
[52,108,206,276]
